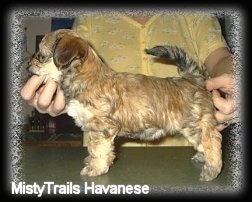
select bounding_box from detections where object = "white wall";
[24,17,52,55]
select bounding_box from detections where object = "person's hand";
[21,75,67,117]
[205,73,237,131]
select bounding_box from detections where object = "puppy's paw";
[191,152,205,163]
[200,164,220,181]
[80,159,109,177]
[83,156,91,165]
[80,165,109,177]
[80,166,97,176]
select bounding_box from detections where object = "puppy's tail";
[145,45,206,77]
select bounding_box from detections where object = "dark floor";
[20,144,236,198]
[9,124,242,198]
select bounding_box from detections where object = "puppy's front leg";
[80,117,120,177]
[80,131,116,176]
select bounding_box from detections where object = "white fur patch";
[67,99,94,129]
[31,57,62,83]
[197,144,204,152]
[35,58,62,83]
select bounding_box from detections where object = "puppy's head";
[27,29,89,82]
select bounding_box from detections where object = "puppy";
[27,29,222,181]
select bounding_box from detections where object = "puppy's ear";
[53,35,88,69]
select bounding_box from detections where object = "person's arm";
[204,47,236,131]
[187,14,237,131]
[204,47,233,77]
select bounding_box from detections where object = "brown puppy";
[27,29,222,181]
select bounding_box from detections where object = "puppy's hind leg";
[80,131,116,177]
[199,121,222,181]
[191,93,222,181]
[181,90,222,181]
[182,121,222,181]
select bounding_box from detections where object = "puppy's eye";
[35,52,48,63]
[39,55,46,62]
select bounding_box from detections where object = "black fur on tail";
[145,45,205,78]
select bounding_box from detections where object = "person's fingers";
[51,87,66,114]
[216,124,227,131]
[205,73,234,94]
[214,110,235,124]
[21,76,67,116]
[212,90,235,114]
[25,85,45,107]
[21,75,46,101]
[216,118,236,131]
[215,109,236,132]
[26,92,39,107]
[37,80,57,110]
[205,74,237,132]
